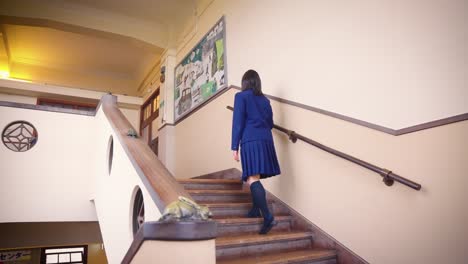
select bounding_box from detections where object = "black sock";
[248,190,261,217]
[250,181,272,221]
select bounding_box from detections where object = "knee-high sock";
[250,181,272,221]
[248,190,260,216]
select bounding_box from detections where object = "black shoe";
[247,207,261,218]
[259,216,277,234]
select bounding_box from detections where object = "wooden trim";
[37,97,98,109]
[230,85,468,135]
[265,192,369,264]
[121,221,217,264]
[159,85,467,135]
[394,113,468,135]
[140,88,160,142]
[157,122,175,131]
[0,101,96,116]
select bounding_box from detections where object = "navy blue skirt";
[240,140,281,182]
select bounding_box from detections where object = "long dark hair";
[241,69,263,95]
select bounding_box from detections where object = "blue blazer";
[231,89,274,150]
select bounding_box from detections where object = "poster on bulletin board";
[174,16,227,121]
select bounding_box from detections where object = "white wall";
[175,0,468,130]
[0,93,36,104]
[0,106,97,222]
[92,107,161,264]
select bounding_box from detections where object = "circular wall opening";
[132,188,145,236]
[107,136,113,175]
[2,121,38,152]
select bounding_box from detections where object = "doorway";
[140,88,160,156]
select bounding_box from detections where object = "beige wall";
[167,88,468,264]
[131,240,216,264]
[174,0,467,130]
[0,106,98,223]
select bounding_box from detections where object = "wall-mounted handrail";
[227,106,422,191]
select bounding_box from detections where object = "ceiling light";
[0,70,10,79]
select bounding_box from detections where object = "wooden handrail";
[227,106,422,191]
[101,95,193,210]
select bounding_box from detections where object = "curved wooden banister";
[227,106,422,191]
[100,95,217,264]
[101,94,193,210]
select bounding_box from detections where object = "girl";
[231,69,281,234]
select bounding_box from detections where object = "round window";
[2,121,38,152]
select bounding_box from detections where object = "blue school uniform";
[231,89,281,181]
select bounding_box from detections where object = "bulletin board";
[174,17,227,121]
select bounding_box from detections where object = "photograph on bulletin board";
[174,16,227,121]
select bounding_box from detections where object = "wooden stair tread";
[202,202,253,207]
[178,179,242,184]
[188,189,250,195]
[215,215,291,225]
[216,231,313,248]
[217,249,337,264]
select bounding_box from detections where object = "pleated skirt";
[240,140,281,182]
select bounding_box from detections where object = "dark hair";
[241,69,263,95]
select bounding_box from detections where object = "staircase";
[178,177,339,264]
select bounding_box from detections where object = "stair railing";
[100,95,216,264]
[227,106,421,191]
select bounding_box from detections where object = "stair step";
[188,189,251,203]
[202,202,289,218]
[202,202,253,208]
[203,202,253,218]
[178,179,243,190]
[188,189,250,195]
[217,249,337,264]
[178,179,242,184]
[216,231,313,248]
[216,231,314,259]
[216,215,292,225]
[215,216,292,236]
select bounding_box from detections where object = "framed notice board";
[174,16,227,121]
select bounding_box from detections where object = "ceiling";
[3,24,161,96]
[70,0,196,32]
[0,0,209,97]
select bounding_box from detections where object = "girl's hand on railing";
[233,150,240,162]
